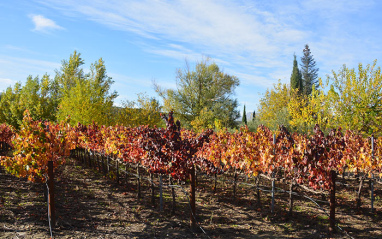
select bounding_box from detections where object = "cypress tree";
[290,54,303,94]
[252,110,256,122]
[300,44,319,95]
[242,105,247,125]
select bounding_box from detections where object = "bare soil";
[1,158,382,239]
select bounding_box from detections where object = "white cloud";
[36,0,305,66]
[35,0,382,109]
[30,14,64,32]
[0,78,16,89]
[0,55,61,91]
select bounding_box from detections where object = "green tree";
[0,75,58,128]
[242,105,247,125]
[155,59,240,130]
[256,81,296,131]
[0,83,22,127]
[56,52,117,125]
[300,44,319,95]
[290,54,303,93]
[327,60,382,136]
[54,51,85,98]
[116,93,163,128]
[288,79,336,134]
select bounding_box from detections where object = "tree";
[116,93,163,128]
[56,52,118,126]
[155,59,240,130]
[252,110,256,122]
[300,44,319,95]
[290,54,303,93]
[288,80,336,134]
[0,75,58,128]
[242,105,247,125]
[256,81,296,131]
[326,60,382,136]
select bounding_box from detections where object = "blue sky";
[1,0,381,115]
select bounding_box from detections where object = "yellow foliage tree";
[288,79,337,134]
[327,60,382,136]
[116,93,163,128]
[257,81,295,131]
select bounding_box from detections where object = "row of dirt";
[1,157,382,238]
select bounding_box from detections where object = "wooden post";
[88,150,92,168]
[47,161,55,227]
[271,134,276,213]
[151,173,155,207]
[329,170,336,234]
[233,172,237,199]
[289,180,294,216]
[125,164,129,186]
[81,149,84,163]
[102,155,107,176]
[256,175,261,207]
[214,173,217,193]
[371,136,375,213]
[137,165,141,200]
[170,175,176,214]
[159,175,163,212]
[116,160,119,185]
[356,176,364,210]
[190,164,196,230]
[195,170,198,187]
[94,152,99,171]
[271,172,275,213]
[106,156,110,176]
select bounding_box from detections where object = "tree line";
[1,46,381,137]
[254,44,382,137]
[0,52,240,131]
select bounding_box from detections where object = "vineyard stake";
[233,171,237,199]
[170,175,176,214]
[95,151,99,172]
[271,134,276,213]
[271,172,275,214]
[371,135,375,213]
[195,170,198,187]
[106,156,110,176]
[356,176,364,210]
[190,164,196,230]
[125,164,128,184]
[102,155,106,176]
[256,175,261,207]
[47,161,56,227]
[214,173,217,193]
[371,174,375,213]
[159,174,163,212]
[289,180,294,216]
[81,148,84,164]
[329,170,336,234]
[151,173,155,207]
[88,150,91,168]
[116,160,119,185]
[137,165,141,200]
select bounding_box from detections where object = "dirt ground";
[1,157,382,239]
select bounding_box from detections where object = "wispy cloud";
[30,14,64,32]
[35,0,382,108]
[0,55,61,91]
[36,1,305,67]
[0,78,16,89]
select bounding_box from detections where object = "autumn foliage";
[0,111,381,191]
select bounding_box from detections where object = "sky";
[1,0,381,115]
